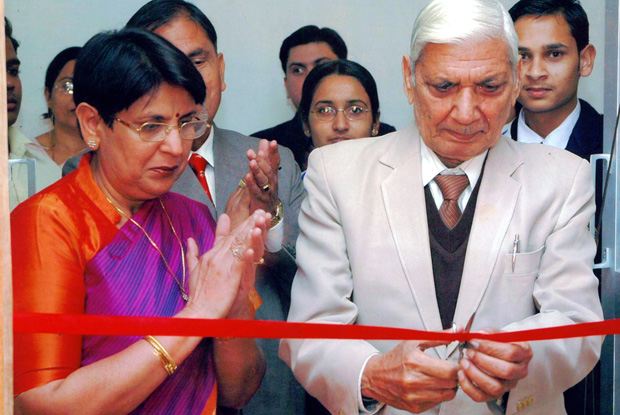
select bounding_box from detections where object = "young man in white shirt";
[508,0,602,160]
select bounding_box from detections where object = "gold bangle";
[143,335,177,376]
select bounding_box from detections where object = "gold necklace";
[106,196,189,302]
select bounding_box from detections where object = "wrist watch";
[270,201,284,228]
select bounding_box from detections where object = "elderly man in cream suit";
[280,0,603,414]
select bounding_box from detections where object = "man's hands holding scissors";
[360,331,460,413]
[457,328,533,403]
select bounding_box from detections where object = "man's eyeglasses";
[310,104,370,122]
[53,80,73,95]
[114,118,210,142]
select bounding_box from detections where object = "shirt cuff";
[265,220,283,252]
[358,352,385,414]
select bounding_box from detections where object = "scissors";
[447,312,476,361]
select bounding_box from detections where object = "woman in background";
[299,59,382,154]
[35,47,86,165]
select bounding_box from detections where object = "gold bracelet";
[143,335,177,376]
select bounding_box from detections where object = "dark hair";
[73,28,206,127]
[126,0,218,51]
[279,25,347,73]
[299,59,380,127]
[5,17,19,52]
[509,0,589,52]
[42,47,81,120]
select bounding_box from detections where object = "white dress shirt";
[516,100,581,149]
[9,126,61,211]
[190,127,283,252]
[192,126,217,205]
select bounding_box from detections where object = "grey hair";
[409,0,519,83]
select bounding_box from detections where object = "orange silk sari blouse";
[11,154,122,395]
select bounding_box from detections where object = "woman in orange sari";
[12,29,266,414]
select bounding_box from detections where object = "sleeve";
[279,149,380,415]
[503,159,604,413]
[12,196,86,395]
[279,145,305,250]
[265,220,283,253]
[262,145,304,300]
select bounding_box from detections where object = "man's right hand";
[361,340,460,413]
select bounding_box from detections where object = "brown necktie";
[435,174,470,229]
[188,153,213,203]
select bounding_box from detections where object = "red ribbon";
[13,313,620,342]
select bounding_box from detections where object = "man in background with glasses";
[6,17,60,210]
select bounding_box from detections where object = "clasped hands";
[225,139,281,229]
[361,329,533,413]
[181,209,271,321]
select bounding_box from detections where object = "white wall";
[6,0,606,140]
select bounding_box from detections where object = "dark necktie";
[188,153,213,203]
[435,174,470,229]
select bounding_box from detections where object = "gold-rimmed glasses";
[114,117,210,142]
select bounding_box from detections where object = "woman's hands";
[182,209,270,320]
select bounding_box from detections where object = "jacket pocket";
[503,245,545,276]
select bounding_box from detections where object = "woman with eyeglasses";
[12,29,266,415]
[34,47,86,165]
[300,59,383,155]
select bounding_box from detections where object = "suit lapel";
[450,138,522,344]
[379,125,444,352]
[212,126,245,217]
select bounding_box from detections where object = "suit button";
[337,411,344,415]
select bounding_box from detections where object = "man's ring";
[254,258,265,265]
[261,183,270,193]
[238,179,247,188]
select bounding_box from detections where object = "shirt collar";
[420,137,487,187]
[191,125,215,165]
[517,100,581,148]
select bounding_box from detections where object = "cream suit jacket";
[280,123,603,415]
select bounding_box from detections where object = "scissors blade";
[464,311,476,333]
[458,312,477,361]
[446,312,476,360]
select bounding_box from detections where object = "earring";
[372,128,378,136]
[87,140,96,148]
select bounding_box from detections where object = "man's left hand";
[458,328,533,403]
[244,139,280,215]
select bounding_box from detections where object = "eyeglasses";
[310,104,370,122]
[53,80,73,95]
[114,118,210,142]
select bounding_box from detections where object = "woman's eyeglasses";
[114,118,210,142]
[53,80,74,95]
[310,104,370,122]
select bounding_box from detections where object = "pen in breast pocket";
[512,234,520,273]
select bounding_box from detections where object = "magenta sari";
[80,192,217,414]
